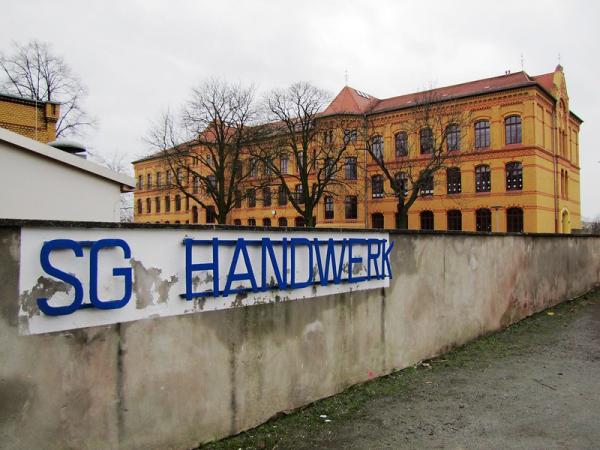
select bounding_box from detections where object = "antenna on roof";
[344,69,349,86]
[520,53,524,71]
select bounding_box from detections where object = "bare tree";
[89,149,134,222]
[362,90,470,229]
[145,79,263,224]
[255,82,353,227]
[0,40,95,138]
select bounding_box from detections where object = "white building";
[0,127,135,222]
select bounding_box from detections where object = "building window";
[324,196,334,220]
[250,158,258,177]
[263,159,273,176]
[507,207,524,232]
[395,131,408,157]
[206,175,216,194]
[280,154,288,174]
[446,123,461,151]
[247,189,256,207]
[446,167,461,194]
[263,218,271,227]
[235,190,242,208]
[233,219,242,226]
[505,115,522,145]
[145,198,151,214]
[176,168,182,184]
[155,197,161,213]
[263,187,272,207]
[394,172,408,197]
[278,217,288,227]
[206,206,216,224]
[475,120,490,149]
[476,208,492,232]
[137,199,142,214]
[344,128,357,144]
[295,184,304,204]
[295,217,305,227]
[323,129,333,145]
[166,171,173,186]
[475,165,491,192]
[372,213,384,229]
[156,172,162,188]
[420,211,434,230]
[420,128,433,154]
[344,196,358,219]
[447,210,462,231]
[324,157,335,177]
[137,175,143,189]
[372,174,384,198]
[372,135,384,160]
[345,157,357,180]
[278,185,287,206]
[175,195,181,211]
[420,174,434,196]
[165,196,171,212]
[192,176,200,194]
[147,173,152,189]
[505,162,523,191]
[248,218,256,227]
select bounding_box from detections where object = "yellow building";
[133,66,581,233]
[0,92,60,143]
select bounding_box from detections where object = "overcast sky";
[4,0,599,218]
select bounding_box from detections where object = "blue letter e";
[89,239,132,310]
[37,239,84,316]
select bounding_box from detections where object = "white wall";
[0,141,122,222]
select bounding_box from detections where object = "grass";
[199,289,600,450]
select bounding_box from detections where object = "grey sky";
[4,0,599,218]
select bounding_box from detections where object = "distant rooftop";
[0,91,60,105]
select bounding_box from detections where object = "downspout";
[552,104,559,233]
[362,114,369,228]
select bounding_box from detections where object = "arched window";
[446,167,461,194]
[147,173,152,189]
[372,174,384,198]
[475,165,491,192]
[372,213,384,229]
[505,162,523,191]
[247,189,256,207]
[475,120,490,149]
[295,216,305,227]
[262,218,271,227]
[248,218,256,227]
[174,195,181,211]
[278,217,288,227]
[233,219,242,226]
[206,206,216,224]
[137,199,142,214]
[345,157,357,180]
[165,196,171,212]
[420,128,433,154]
[263,187,272,207]
[446,124,461,151]
[137,175,143,189]
[345,196,358,219]
[395,132,408,157]
[295,184,304,204]
[394,172,408,197]
[146,198,151,214]
[476,208,492,232]
[278,185,287,205]
[447,210,462,231]
[192,175,200,194]
[505,115,522,145]
[156,172,162,188]
[420,211,434,230]
[420,174,434,196]
[324,196,334,220]
[155,197,161,213]
[507,207,523,232]
[372,135,384,160]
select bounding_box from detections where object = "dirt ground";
[203,290,600,450]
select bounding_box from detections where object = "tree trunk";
[396,202,409,230]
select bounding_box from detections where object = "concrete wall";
[0,141,123,222]
[1,224,600,449]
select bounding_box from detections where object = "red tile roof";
[324,70,560,116]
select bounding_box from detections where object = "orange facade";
[133,66,581,233]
